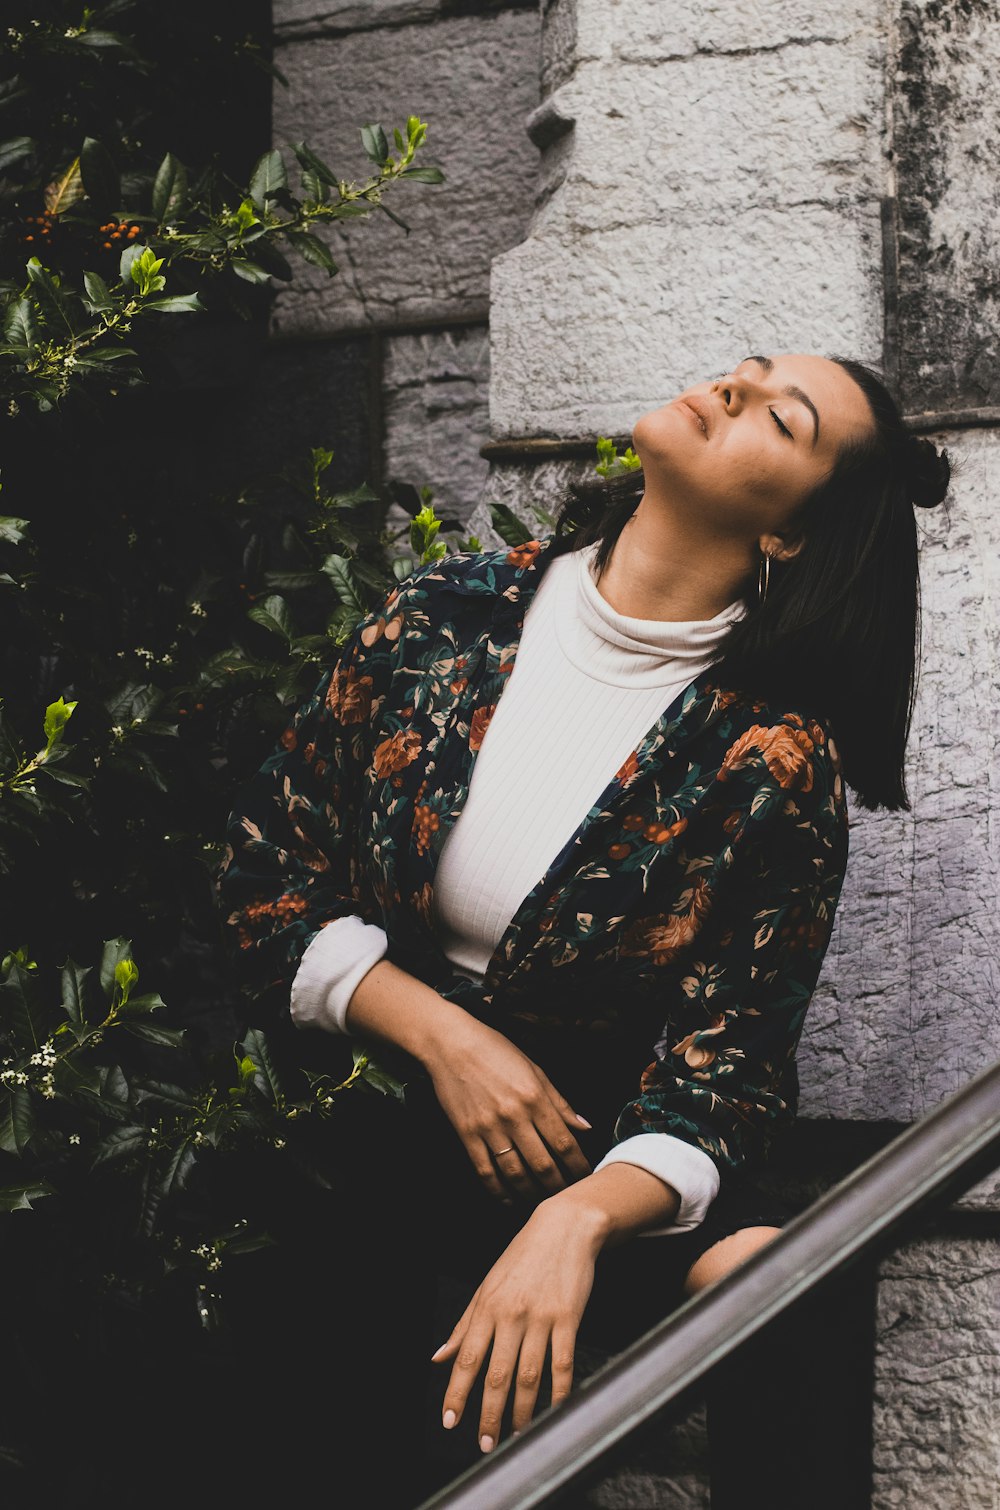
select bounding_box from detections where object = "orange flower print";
[469,703,497,752]
[372,727,422,779]
[615,751,640,786]
[719,723,815,793]
[620,877,712,964]
[643,817,688,846]
[506,540,542,569]
[326,662,374,724]
[608,842,631,861]
[413,803,441,855]
[672,1013,727,1069]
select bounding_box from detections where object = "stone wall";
[267,0,540,516]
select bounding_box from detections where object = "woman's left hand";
[431,1194,607,1453]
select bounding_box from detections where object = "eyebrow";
[744,354,821,447]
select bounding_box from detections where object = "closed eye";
[770,408,793,439]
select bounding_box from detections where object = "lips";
[676,395,709,436]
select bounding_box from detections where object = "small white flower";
[189,601,206,618]
[69,1133,81,1146]
[111,724,124,738]
[273,1137,286,1150]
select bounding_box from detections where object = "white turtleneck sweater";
[290,543,745,1236]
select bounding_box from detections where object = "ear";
[758,529,805,564]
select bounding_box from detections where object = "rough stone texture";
[270,9,541,334]
[274,0,535,41]
[873,1237,1000,1509]
[490,0,885,438]
[800,427,1000,1130]
[382,324,491,523]
[892,0,1000,415]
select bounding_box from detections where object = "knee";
[683,1225,782,1297]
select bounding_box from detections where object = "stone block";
[893,0,1000,415]
[270,9,541,334]
[800,428,1000,1129]
[383,324,491,524]
[569,0,875,62]
[275,0,443,39]
[873,1236,1000,1509]
[490,205,883,437]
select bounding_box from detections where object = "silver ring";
[492,1145,515,1157]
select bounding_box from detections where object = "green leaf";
[133,1080,198,1116]
[80,136,120,208]
[119,242,144,286]
[82,269,113,312]
[114,956,139,1004]
[0,964,41,1050]
[0,1181,54,1212]
[285,230,338,276]
[74,29,132,51]
[248,594,293,641]
[90,1124,148,1171]
[60,960,92,1025]
[239,1027,286,1107]
[320,555,365,614]
[43,696,77,752]
[143,294,203,313]
[0,136,35,173]
[399,165,445,184]
[291,141,339,187]
[151,151,188,222]
[249,148,288,208]
[0,515,29,546]
[360,124,390,166]
[99,937,134,1001]
[115,991,166,1018]
[25,258,76,333]
[352,1046,407,1103]
[124,1022,185,1047]
[489,502,533,547]
[0,1089,36,1156]
[231,259,271,285]
[3,298,36,354]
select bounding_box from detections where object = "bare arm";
[345,958,594,1203]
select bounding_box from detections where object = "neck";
[596,497,750,621]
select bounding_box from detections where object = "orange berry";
[24,234,33,242]
[25,215,34,223]
[103,240,112,249]
[178,708,188,716]
[194,702,204,712]
[127,226,140,237]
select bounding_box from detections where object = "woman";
[219,352,949,1506]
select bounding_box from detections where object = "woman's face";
[632,353,875,546]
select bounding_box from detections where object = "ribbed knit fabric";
[290,543,745,1234]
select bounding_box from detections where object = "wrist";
[536,1179,616,1253]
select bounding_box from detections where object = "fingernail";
[480,1434,494,1454]
[512,1429,522,1439]
[443,1409,456,1430]
[575,1114,592,1129]
[431,1343,447,1360]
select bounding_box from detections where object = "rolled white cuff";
[592,1133,721,1239]
[290,915,389,1035]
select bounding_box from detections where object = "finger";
[511,1123,573,1196]
[537,1073,593,1135]
[431,1285,482,1364]
[549,1320,577,1409]
[468,1135,516,1204]
[441,1319,495,1431]
[511,1324,550,1433]
[490,1139,541,1202]
[532,1103,593,1183]
[478,1328,524,1452]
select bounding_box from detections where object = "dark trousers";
[3,1078,877,1510]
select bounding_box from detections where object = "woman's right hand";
[425,1016,594,1205]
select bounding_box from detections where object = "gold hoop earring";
[757,551,771,605]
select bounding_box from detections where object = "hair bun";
[906,436,951,509]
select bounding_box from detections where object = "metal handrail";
[419,1057,1000,1510]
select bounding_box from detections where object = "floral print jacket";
[219,534,849,1187]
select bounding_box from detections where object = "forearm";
[545,1163,682,1251]
[344,956,479,1067]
